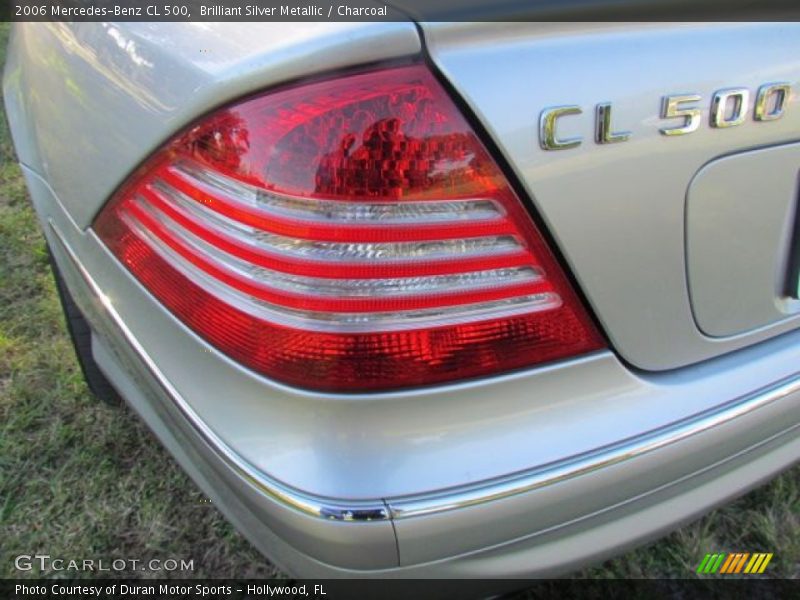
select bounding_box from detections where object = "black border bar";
[3,579,800,600]
[4,0,800,22]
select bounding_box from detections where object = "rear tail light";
[94,64,603,392]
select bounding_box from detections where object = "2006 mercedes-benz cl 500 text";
[4,20,800,577]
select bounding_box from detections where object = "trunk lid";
[421,22,800,369]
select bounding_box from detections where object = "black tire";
[48,247,121,406]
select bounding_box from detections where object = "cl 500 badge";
[539,82,791,150]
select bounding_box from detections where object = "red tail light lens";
[94,64,603,392]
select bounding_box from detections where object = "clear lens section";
[122,208,562,332]
[151,181,524,262]
[171,162,505,224]
[248,235,522,262]
[128,196,543,300]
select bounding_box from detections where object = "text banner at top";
[5,0,800,22]
[7,0,405,21]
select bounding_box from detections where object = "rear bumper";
[33,163,800,577]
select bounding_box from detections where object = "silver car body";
[5,21,800,576]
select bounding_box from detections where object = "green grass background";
[0,22,797,581]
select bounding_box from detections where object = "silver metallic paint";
[686,141,800,336]
[47,212,800,530]
[422,21,800,369]
[7,20,800,577]
[42,179,800,572]
[6,21,421,227]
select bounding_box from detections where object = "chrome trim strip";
[389,373,800,519]
[49,222,389,523]
[50,222,800,524]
